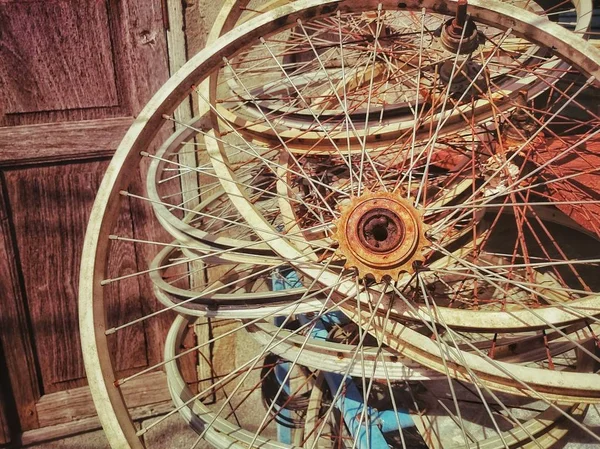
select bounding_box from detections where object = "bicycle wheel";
[79,1,600,448]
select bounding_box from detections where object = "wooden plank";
[104,195,150,376]
[0,0,175,438]
[166,0,199,211]
[112,0,192,377]
[0,0,170,127]
[0,118,133,167]
[21,415,104,447]
[0,1,119,115]
[0,178,40,431]
[35,371,170,428]
[166,0,205,392]
[112,0,170,115]
[105,0,179,377]
[21,401,174,446]
[4,161,148,393]
[0,372,11,444]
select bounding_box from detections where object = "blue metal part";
[273,356,292,444]
[271,266,415,448]
[272,267,302,291]
[271,267,302,444]
[323,371,391,449]
[298,315,410,449]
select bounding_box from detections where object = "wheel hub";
[440,0,480,54]
[358,208,405,253]
[334,192,429,281]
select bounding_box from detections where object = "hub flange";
[334,191,429,281]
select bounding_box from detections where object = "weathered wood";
[104,196,150,375]
[110,0,179,376]
[0,0,177,440]
[21,400,174,447]
[0,372,10,444]
[0,180,41,431]
[21,416,104,447]
[35,371,170,429]
[4,161,148,393]
[0,1,119,115]
[0,118,133,167]
[111,0,170,115]
[166,0,205,394]
[0,0,169,128]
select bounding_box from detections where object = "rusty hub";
[334,191,429,281]
[357,208,405,253]
[501,91,538,146]
[440,0,479,54]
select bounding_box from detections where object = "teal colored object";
[272,266,415,448]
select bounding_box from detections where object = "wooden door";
[0,0,193,444]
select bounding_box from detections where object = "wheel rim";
[79,1,600,448]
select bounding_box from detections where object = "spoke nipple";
[105,328,116,335]
[259,37,266,44]
[100,279,110,286]
[296,18,302,25]
[109,235,118,240]
[140,151,150,157]
[119,190,129,196]
[162,114,170,120]
[222,56,229,64]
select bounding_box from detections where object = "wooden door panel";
[0,0,170,127]
[0,0,197,439]
[0,181,40,430]
[0,368,10,444]
[0,1,119,115]
[3,161,148,393]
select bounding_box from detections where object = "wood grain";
[4,161,147,393]
[116,0,194,380]
[35,371,170,428]
[0,0,176,437]
[104,196,149,375]
[111,0,170,115]
[0,0,170,127]
[126,165,198,380]
[21,400,174,447]
[0,118,133,167]
[0,178,41,431]
[0,1,118,115]
[23,400,175,446]
[0,367,10,444]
